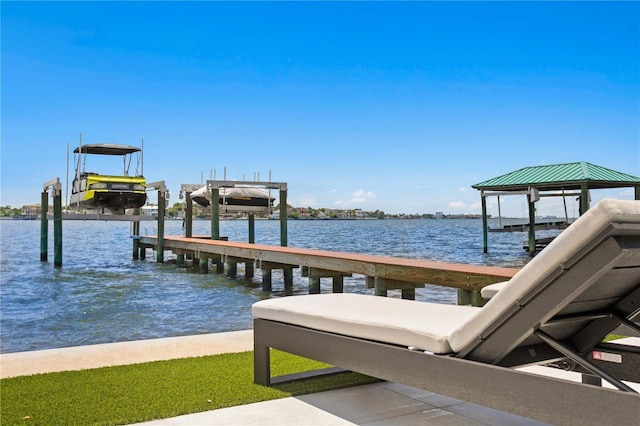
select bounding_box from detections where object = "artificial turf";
[0,350,378,425]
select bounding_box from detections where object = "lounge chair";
[252,198,640,425]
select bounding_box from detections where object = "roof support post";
[481,192,488,254]
[635,185,640,201]
[580,184,590,216]
[527,189,537,257]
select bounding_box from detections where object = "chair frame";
[254,319,640,425]
[254,204,640,424]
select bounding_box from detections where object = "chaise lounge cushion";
[252,293,480,354]
[480,281,509,299]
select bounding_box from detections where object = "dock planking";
[138,235,518,294]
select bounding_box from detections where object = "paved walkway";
[0,330,254,379]
[3,332,637,425]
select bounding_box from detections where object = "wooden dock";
[489,220,570,233]
[138,235,518,303]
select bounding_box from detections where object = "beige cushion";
[480,281,509,299]
[252,293,480,354]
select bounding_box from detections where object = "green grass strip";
[603,334,627,342]
[1,350,378,426]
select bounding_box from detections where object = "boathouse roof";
[472,161,640,192]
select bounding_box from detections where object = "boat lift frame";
[40,178,167,267]
[176,180,288,278]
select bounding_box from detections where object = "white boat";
[190,185,274,213]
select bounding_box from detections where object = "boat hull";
[191,186,274,212]
[70,174,147,214]
[70,191,147,214]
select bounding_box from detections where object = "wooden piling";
[179,192,192,265]
[303,267,351,295]
[53,186,62,268]
[261,268,273,291]
[283,266,294,294]
[211,187,220,240]
[199,257,209,274]
[156,188,165,263]
[457,289,485,307]
[279,189,288,247]
[226,262,237,279]
[132,208,140,260]
[373,277,387,297]
[40,191,48,262]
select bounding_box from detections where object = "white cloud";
[352,189,376,199]
[470,202,483,212]
[298,197,317,207]
[458,187,467,192]
[350,189,376,203]
[448,201,466,209]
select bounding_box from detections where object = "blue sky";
[2,1,639,217]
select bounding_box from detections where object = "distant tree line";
[0,206,22,217]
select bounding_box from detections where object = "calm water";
[0,218,553,353]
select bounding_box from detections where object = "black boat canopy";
[73,144,141,155]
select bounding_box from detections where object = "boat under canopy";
[70,143,146,214]
[191,185,275,213]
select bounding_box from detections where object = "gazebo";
[473,161,640,256]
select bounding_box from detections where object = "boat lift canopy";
[73,144,142,155]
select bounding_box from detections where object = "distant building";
[354,209,367,218]
[21,204,41,219]
[142,205,158,216]
[434,211,444,219]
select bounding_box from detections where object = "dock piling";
[201,259,209,273]
[53,187,62,268]
[211,186,220,240]
[41,178,62,267]
[157,187,165,263]
[132,208,141,260]
[279,189,287,247]
[40,191,48,262]
[261,268,273,291]
[146,181,168,263]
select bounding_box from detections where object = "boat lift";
[177,179,289,283]
[40,178,168,267]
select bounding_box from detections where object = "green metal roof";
[473,162,640,191]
